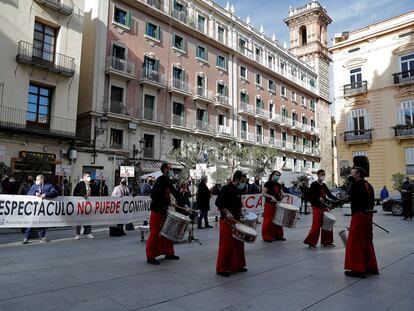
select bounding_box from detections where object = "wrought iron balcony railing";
[106,56,135,78]
[393,70,414,85]
[394,125,414,138]
[0,106,76,138]
[16,41,75,77]
[34,0,73,15]
[344,129,373,142]
[146,0,162,10]
[172,115,186,127]
[343,81,368,97]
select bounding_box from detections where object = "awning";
[140,171,163,180]
[138,160,162,170]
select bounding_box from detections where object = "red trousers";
[345,213,378,273]
[146,211,175,258]
[262,202,284,241]
[303,207,333,246]
[216,219,246,273]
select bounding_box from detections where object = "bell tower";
[284,0,332,101]
[284,1,334,182]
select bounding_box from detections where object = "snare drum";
[338,228,349,247]
[241,212,258,229]
[160,210,191,242]
[322,212,337,231]
[273,203,299,228]
[231,223,257,243]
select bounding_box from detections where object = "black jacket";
[150,175,184,214]
[349,179,375,214]
[197,181,211,211]
[309,181,336,208]
[215,183,242,220]
[401,181,414,201]
[73,181,91,197]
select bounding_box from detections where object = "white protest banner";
[209,194,264,216]
[0,195,152,228]
[120,166,135,177]
[55,164,72,177]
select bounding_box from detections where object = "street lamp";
[92,115,108,164]
[132,138,146,160]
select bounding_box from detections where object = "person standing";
[110,178,130,236]
[215,170,248,277]
[98,177,109,197]
[261,171,287,242]
[299,181,310,215]
[211,181,222,196]
[23,175,58,244]
[380,186,389,202]
[344,167,378,278]
[303,169,337,249]
[400,176,414,220]
[18,175,34,195]
[197,175,212,229]
[73,172,94,240]
[248,176,262,194]
[146,163,189,265]
[140,177,153,196]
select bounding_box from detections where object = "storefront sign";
[120,166,135,177]
[55,165,72,176]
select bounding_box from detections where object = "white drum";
[273,203,299,228]
[160,210,191,242]
[232,223,257,243]
[339,228,349,247]
[241,212,258,229]
[322,212,337,231]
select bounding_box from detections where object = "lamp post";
[92,115,108,164]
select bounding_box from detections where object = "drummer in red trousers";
[216,170,247,277]
[344,167,379,278]
[303,169,337,249]
[146,163,189,265]
[262,171,288,242]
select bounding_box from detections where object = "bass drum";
[160,210,191,242]
[273,203,299,228]
[231,222,257,243]
[339,228,349,247]
[322,212,337,232]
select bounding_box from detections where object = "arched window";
[299,25,307,46]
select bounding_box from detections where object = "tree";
[217,142,249,173]
[392,172,404,192]
[249,146,279,178]
[339,166,352,190]
[295,174,310,186]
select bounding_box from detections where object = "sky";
[215,0,414,47]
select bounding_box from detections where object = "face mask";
[121,181,127,186]
[319,176,325,182]
[28,179,33,184]
[9,179,15,183]
[35,180,42,186]
[101,181,105,185]
[347,175,355,183]
[237,182,246,190]
[273,176,279,182]
[85,176,91,182]
[168,170,174,178]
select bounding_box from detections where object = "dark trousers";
[24,228,46,239]
[198,210,209,227]
[300,198,308,214]
[403,200,413,219]
[76,225,91,235]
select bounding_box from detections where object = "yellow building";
[329,10,414,194]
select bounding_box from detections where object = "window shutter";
[405,148,414,165]
[145,21,149,35]
[397,109,405,125]
[155,59,160,72]
[126,11,131,28]
[216,56,220,67]
[346,116,353,131]
[224,85,228,96]
[364,114,370,129]
[246,93,249,103]
[156,25,160,40]
[183,38,186,51]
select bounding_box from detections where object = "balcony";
[291,119,302,130]
[303,146,312,155]
[106,56,136,80]
[282,141,293,150]
[394,125,414,140]
[216,125,232,139]
[281,116,293,127]
[16,41,75,77]
[393,70,414,86]
[293,144,303,153]
[344,129,373,144]
[240,131,255,144]
[108,100,128,116]
[268,113,282,124]
[194,86,214,104]
[256,135,263,144]
[255,107,268,121]
[215,94,231,109]
[312,148,320,156]
[146,0,162,10]
[139,69,166,89]
[0,106,76,139]
[406,165,414,175]
[171,8,188,24]
[143,148,154,159]
[34,0,73,15]
[343,81,368,97]
[194,121,213,134]
[169,79,192,96]
[239,103,255,116]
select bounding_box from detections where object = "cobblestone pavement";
[0,207,413,311]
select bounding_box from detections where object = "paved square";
[0,208,413,311]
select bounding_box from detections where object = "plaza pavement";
[0,207,413,311]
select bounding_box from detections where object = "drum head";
[244,212,258,221]
[168,210,191,221]
[324,212,337,221]
[278,202,299,211]
[235,223,257,235]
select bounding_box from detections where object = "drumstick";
[174,205,199,214]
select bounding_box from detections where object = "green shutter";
[224,85,228,96]
[216,56,220,67]
[145,21,149,36]
[155,59,160,71]
[156,25,160,40]
[125,11,131,28]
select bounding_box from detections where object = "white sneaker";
[87,233,94,239]
[40,237,48,243]
[22,238,28,244]
[74,235,80,240]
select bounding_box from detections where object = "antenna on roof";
[246,16,251,25]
